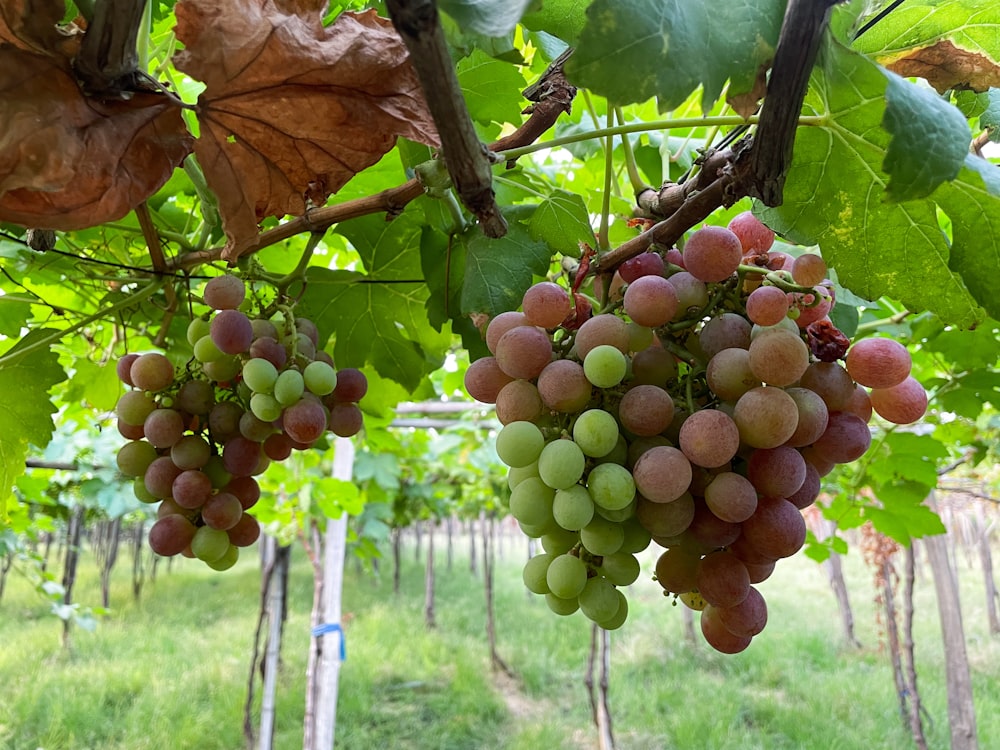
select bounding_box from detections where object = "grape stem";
[273,232,325,293]
[854,310,913,334]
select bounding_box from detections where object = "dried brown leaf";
[727,62,769,120]
[0,50,193,230]
[173,2,439,261]
[0,0,81,58]
[885,39,1000,94]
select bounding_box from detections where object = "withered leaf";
[173,3,440,261]
[0,49,193,230]
[885,40,1000,94]
[0,0,81,58]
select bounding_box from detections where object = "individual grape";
[274,369,305,406]
[631,344,678,386]
[553,484,595,530]
[870,376,927,424]
[203,275,245,310]
[637,492,695,537]
[733,387,799,449]
[210,309,253,355]
[507,463,539,491]
[791,253,827,286]
[580,516,624,556]
[116,390,156,426]
[464,356,514,404]
[746,446,807,498]
[593,497,636,523]
[654,547,700,594]
[144,456,182,499]
[186,317,211,347]
[706,348,760,401]
[541,526,579,555]
[799,361,855,411]
[194,334,225,363]
[546,593,580,616]
[191,525,230,563]
[172,469,213,509]
[587,462,637,511]
[750,315,799,341]
[574,314,631,358]
[143,408,185,449]
[228,512,261,547]
[176,379,215,415]
[595,435,629,467]
[296,317,320,346]
[623,275,678,327]
[583,345,627,388]
[116,440,158,477]
[293,333,317,360]
[250,393,283,423]
[263,432,294,461]
[522,281,572,329]
[251,318,278,340]
[686,502,741,549]
[116,353,139,386]
[699,313,751,357]
[748,329,809,386]
[845,337,911,389]
[572,409,620,458]
[330,367,367,402]
[744,560,776,584]
[746,285,790,326]
[546,553,588,599]
[202,491,243,530]
[620,516,652,553]
[701,606,752,654]
[696,551,750,608]
[682,225,742,282]
[522,553,553,594]
[538,439,586,490]
[728,533,777,566]
[740,497,806,559]
[485,311,528,353]
[249,336,287,369]
[239,411,274,442]
[716,585,768,638]
[242,357,278,394]
[627,321,654,353]
[203,356,240,383]
[787,461,821,509]
[222,436,262,478]
[202,454,233,489]
[495,325,553,380]
[130,352,174,392]
[727,211,775,254]
[843,384,873,422]
[206,544,239,571]
[666,272,709,316]
[536,359,592,412]
[495,421,545,468]
[678,410,740,468]
[329,403,364,437]
[784,387,830,447]
[579,577,620,623]
[704,472,758,523]
[632,446,692,503]
[495,380,543,425]
[283,398,328,444]
[303,361,337,396]
[209,401,245,442]
[800,445,836,478]
[619,385,675,437]
[600,552,641,586]
[619,251,665,282]
[149,515,197,557]
[225,476,261,511]
[811,411,872,463]
[117,420,144,440]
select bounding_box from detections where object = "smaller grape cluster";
[466,212,927,650]
[114,275,367,569]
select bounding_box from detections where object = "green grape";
[204,356,240,382]
[242,358,278,394]
[599,591,629,630]
[619,516,652,553]
[579,577,620,623]
[545,593,580,616]
[250,393,282,422]
[537,438,585,490]
[116,391,156,426]
[507,462,539,491]
[541,527,579,555]
[509,477,555,528]
[594,496,636,523]
[546,553,588,599]
[116,440,158,477]
[191,526,230,562]
[206,543,240,570]
[522,553,553,594]
[193,334,225,363]
[594,435,629,466]
[587,463,636,511]
[133,476,158,504]
[583,345,627,388]
[572,409,620,458]
[580,516,624,556]
[518,519,554,539]
[552,484,595,531]
[202,454,233,489]
[303,360,337,396]
[186,316,211,346]
[495,421,545,468]
[274,369,305,406]
[600,552,641,586]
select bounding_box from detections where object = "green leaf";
[63,357,122,412]
[565,0,785,109]
[864,491,946,544]
[314,477,363,518]
[758,39,984,328]
[0,296,32,337]
[882,73,970,201]
[460,221,551,316]
[0,329,68,516]
[521,0,591,45]
[457,49,528,126]
[438,0,535,36]
[981,88,1000,138]
[528,189,596,258]
[354,451,402,492]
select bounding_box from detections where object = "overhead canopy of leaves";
[173,3,440,260]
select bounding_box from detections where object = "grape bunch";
[466,211,927,651]
[114,275,368,569]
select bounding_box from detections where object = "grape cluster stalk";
[465,212,927,652]
[114,275,367,569]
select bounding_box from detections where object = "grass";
[1,527,999,750]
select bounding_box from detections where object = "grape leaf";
[63,357,122,412]
[528,189,595,258]
[865,500,946,545]
[564,0,785,110]
[853,0,1000,93]
[520,0,591,45]
[981,88,1000,137]
[460,220,551,316]
[0,297,32,337]
[758,38,985,328]
[173,4,439,260]
[0,329,68,517]
[457,49,528,126]
[438,0,534,36]
[0,0,80,57]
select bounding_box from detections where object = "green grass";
[1,531,998,750]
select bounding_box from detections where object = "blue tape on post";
[311,622,346,661]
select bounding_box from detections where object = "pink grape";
[496,380,543,425]
[623,275,678,327]
[495,326,553,379]
[845,337,911,389]
[522,282,572,329]
[716,586,768,638]
[811,411,872,463]
[536,359,592,412]
[331,368,367,402]
[329,402,364,437]
[619,252,665,282]
[574,314,631,358]
[746,285,789,326]
[678,409,740,468]
[701,606,752,654]
[203,275,245,310]
[632,446,692,503]
[870,376,928,424]
[706,348,760,401]
[228,513,261,547]
[696,551,750,608]
[464,356,514,403]
[740,496,806,559]
[172,469,213,509]
[143,408,185,449]
[746,446,807,498]
[791,254,827,286]
[704,472,758,523]
[222,437,262,478]
[210,309,253,355]
[655,548,700,594]
[748,329,809,386]
[733,387,799,449]
[149,515,197,557]
[130,352,174,392]
[799,362,855,411]
[727,211,775,254]
[682,225,742,282]
[116,353,138,385]
[631,344,678,386]
[485,311,528,353]
[619,385,675,436]
[666,272,709,316]
[202,491,243,530]
[699,313,751,357]
[283,398,328,444]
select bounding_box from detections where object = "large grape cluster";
[466,212,927,651]
[114,275,367,569]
